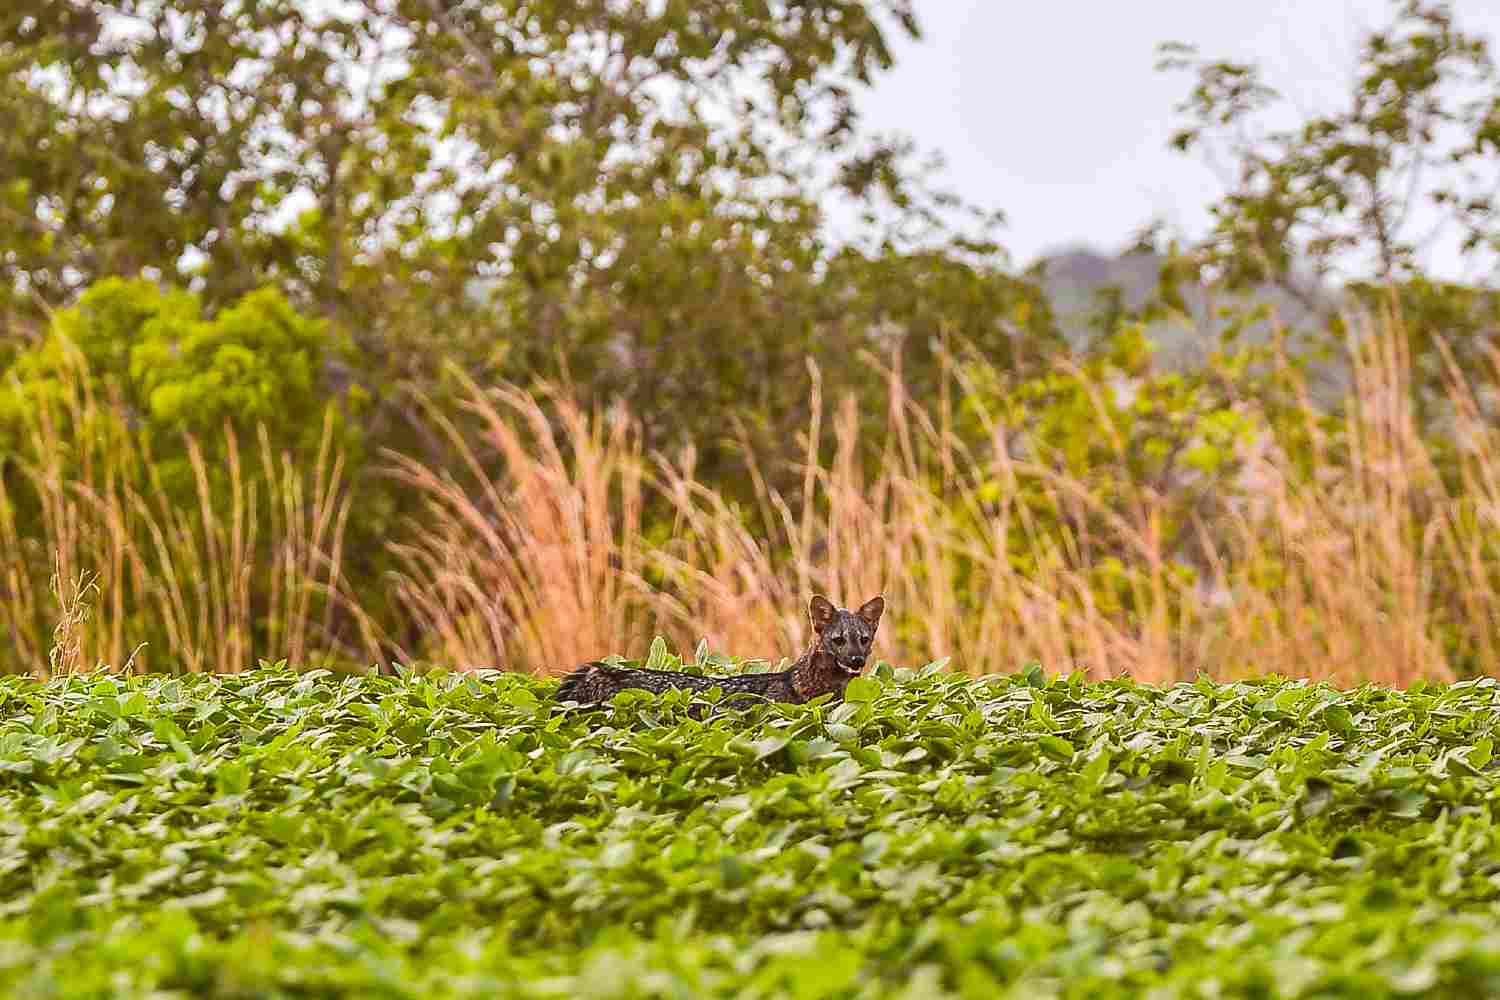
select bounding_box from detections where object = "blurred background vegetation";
[1,0,1498,683]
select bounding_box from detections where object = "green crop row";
[2,659,1500,998]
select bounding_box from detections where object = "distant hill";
[1033,246,1326,371]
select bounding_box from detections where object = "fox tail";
[555,661,626,706]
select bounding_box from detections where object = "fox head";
[809,595,885,675]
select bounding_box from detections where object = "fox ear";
[857,595,885,629]
[809,595,836,631]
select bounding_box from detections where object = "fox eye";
[832,635,845,645]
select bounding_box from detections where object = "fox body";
[556,595,885,707]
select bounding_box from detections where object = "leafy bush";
[0,277,361,493]
[5,662,1500,997]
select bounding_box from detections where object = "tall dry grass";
[7,308,1500,685]
[0,350,356,676]
[374,377,649,672]
[380,311,1500,686]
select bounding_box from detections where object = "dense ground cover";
[3,657,1500,998]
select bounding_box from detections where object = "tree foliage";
[1,0,910,314]
[1159,1,1498,298]
[1,277,358,492]
[1148,0,1500,425]
[0,0,1058,481]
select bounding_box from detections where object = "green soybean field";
[4,654,1500,998]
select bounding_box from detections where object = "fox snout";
[840,654,866,674]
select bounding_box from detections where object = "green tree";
[1153,0,1499,409]
[1159,0,1498,297]
[0,1,908,319]
[1,0,1055,488]
[0,276,361,495]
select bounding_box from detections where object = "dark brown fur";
[555,595,885,708]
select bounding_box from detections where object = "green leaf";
[645,636,671,671]
[151,718,195,765]
[1038,735,1075,762]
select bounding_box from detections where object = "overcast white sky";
[851,0,1500,282]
